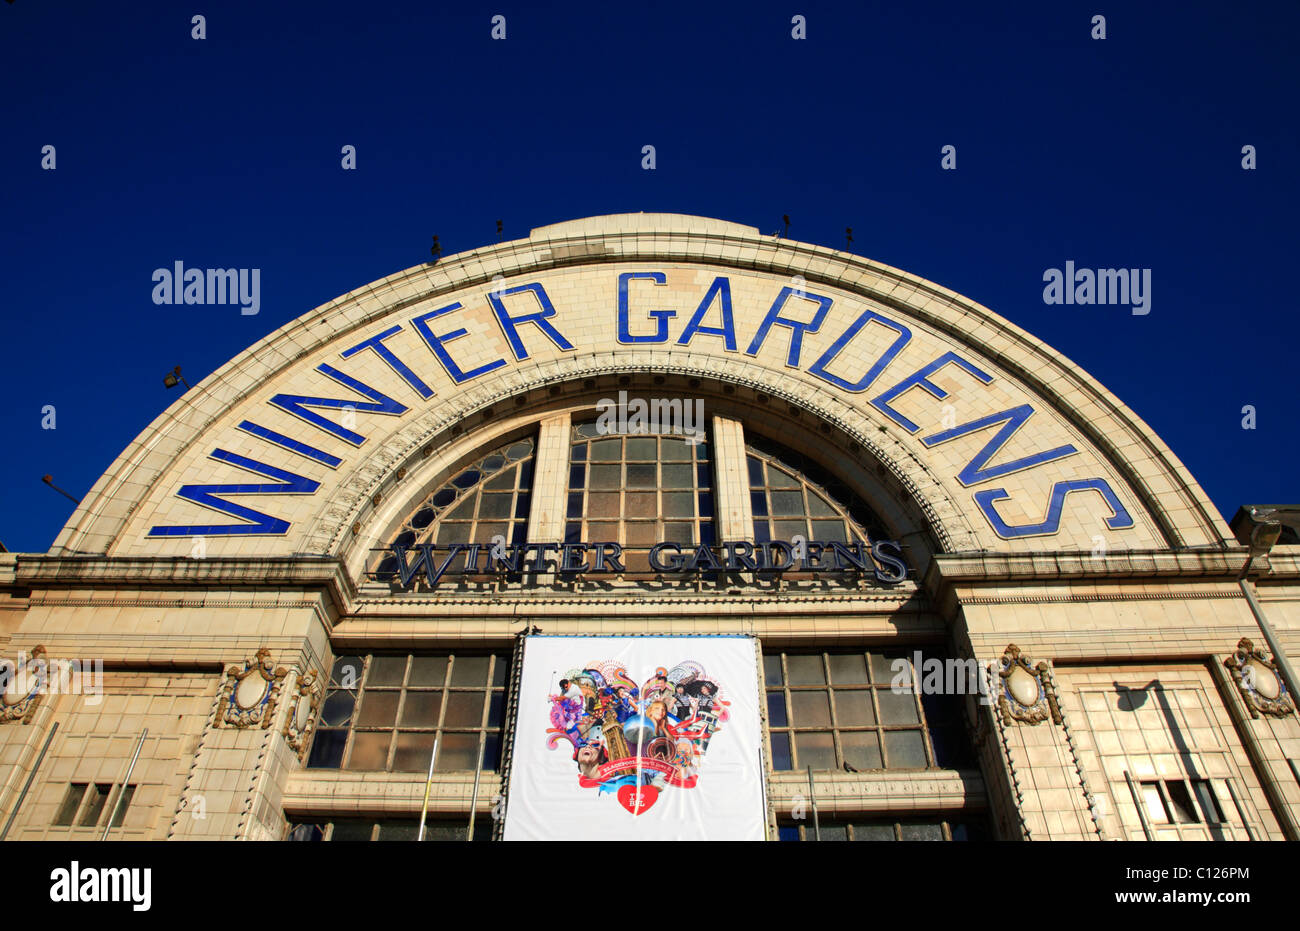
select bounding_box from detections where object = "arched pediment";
[52,214,1231,560]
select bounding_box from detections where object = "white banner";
[502,635,766,841]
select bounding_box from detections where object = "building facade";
[1,213,1296,841]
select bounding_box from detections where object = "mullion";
[341,655,373,768]
[383,656,413,771]
[434,655,453,768]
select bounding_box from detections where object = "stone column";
[526,413,572,543]
[710,415,753,542]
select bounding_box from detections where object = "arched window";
[745,435,889,545]
[565,422,715,573]
[372,436,534,579]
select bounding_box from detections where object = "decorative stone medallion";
[216,648,287,728]
[0,645,48,724]
[1225,638,1295,718]
[996,644,1061,726]
[282,667,322,760]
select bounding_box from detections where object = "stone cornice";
[923,546,1297,614]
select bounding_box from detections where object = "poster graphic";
[502,636,765,841]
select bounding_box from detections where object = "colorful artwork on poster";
[545,660,729,814]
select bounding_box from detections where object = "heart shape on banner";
[617,783,659,815]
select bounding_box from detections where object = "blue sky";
[2,1,1295,552]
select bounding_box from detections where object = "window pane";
[626,492,657,518]
[794,732,837,770]
[852,823,896,841]
[786,655,826,686]
[1192,780,1224,824]
[106,785,135,829]
[662,464,693,487]
[347,732,391,770]
[590,464,622,489]
[828,654,868,685]
[833,690,876,726]
[487,691,506,727]
[840,731,882,770]
[770,491,805,517]
[900,822,944,841]
[482,733,502,771]
[870,652,904,682]
[1165,780,1199,824]
[377,820,419,841]
[812,520,847,543]
[768,467,800,489]
[436,522,471,545]
[491,657,509,688]
[54,784,85,826]
[399,691,442,727]
[791,691,832,727]
[627,464,656,488]
[774,520,807,540]
[763,654,783,686]
[478,493,513,519]
[288,823,325,842]
[589,438,621,461]
[451,657,490,687]
[808,493,838,517]
[818,824,849,841]
[625,523,658,546]
[767,692,788,727]
[662,492,694,518]
[445,691,485,727]
[1141,783,1170,823]
[437,733,480,771]
[662,437,693,461]
[356,691,399,727]
[392,733,437,772]
[884,730,928,768]
[331,656,363,687]
[408,656,448,687]
[877,689,920,725]
[368,656,408,687]
[307,729,347,768]
[484,468,516,490]
[330,821,375,841]
[626,437,657,460]
[769,732,793,770]
[747,457,764,486]
[663,522,694,544]
[319,691,355,727]
[587,492,620,519]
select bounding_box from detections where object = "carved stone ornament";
[0,645,49,724]
[282,667,323,760]
[996,644,1061,726]
[1225,638,1295,719]
[216,648,287,728]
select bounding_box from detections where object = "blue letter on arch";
[974,478,1134,538]
[148,450,321,537]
